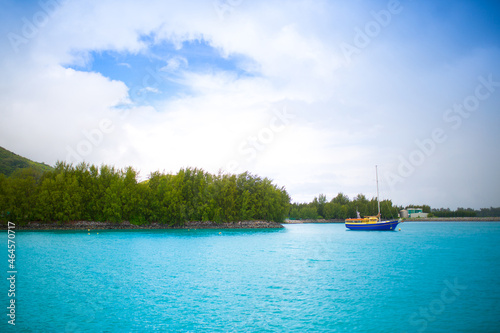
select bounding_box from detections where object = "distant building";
[406,207,428,218]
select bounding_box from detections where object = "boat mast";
[376,165,381,222]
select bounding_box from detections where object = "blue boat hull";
[345,220,400,231]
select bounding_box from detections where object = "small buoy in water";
[97,233,99,235]
[88,233,90,235]
[219,232,221,235]
[88,229,90,232]
[399,228,401,231]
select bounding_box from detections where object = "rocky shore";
[3,217,499,230]
[0,220,284,230]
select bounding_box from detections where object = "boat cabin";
[345,216,379,224]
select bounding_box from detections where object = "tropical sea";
[2,222,500,332]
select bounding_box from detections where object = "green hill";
[0,146,53,177]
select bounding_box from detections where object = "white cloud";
[0,0,499,209]
[140,86,160,94]
[0,59,128,164]
[160,56,188,72]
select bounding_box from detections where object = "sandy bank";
[284,217,500,223]
[284,219,344,224]
[404,217,500,222]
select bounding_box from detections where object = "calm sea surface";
[2,222,500,332]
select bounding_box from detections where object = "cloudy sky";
[1,0,499,209]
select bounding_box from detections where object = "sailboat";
[345,166,402,231]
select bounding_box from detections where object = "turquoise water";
[2,222,500,332]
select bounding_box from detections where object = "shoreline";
[2,217,499,230]
[0,220,284,231]
[284,219,344,224]
[403,217,500,222]
[285,217,500,223]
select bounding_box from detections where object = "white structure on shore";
[400,207,428,218]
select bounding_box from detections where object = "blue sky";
[67,39,255,105]
[1,0,499,209]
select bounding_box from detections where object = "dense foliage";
[476,207,500,217]
[0,162,290,224]
[290,195,500,220]
[1,147,498,223]
[431,208,477,218]
[289,193,400,220]
[0,146,53,177]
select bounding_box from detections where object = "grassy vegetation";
[0,146,53,177]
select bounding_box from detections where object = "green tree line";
[289,195,500,220]
[476,207,500,217]
[289,193,400,220]
[430,208,477,218]
[0,162,290,224]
